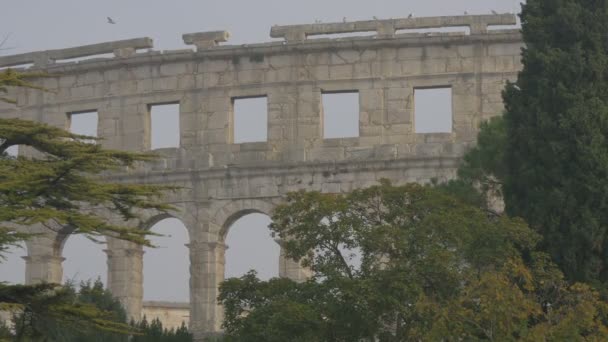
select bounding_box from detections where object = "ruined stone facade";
[0,14,522,340]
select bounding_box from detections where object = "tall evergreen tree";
[503,0,608,285]
[131,316,192,342]
[0,68,175,338]
[2,279,194,341]
[0,68,175,252]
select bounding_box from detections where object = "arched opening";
[0,242,27,284]
[224,212,280,280]
[143,218,190,302]
[61,234,107,286]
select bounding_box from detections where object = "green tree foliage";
[502,0,608,285]
[219,182,608,341]
[5,280,131,341]
[1,280,193,341]
[435,116,506,210]
[0,68,175,253]
[132,316,192,342]
[0,320,12,342]
[0,68,175,339]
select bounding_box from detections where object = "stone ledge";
[143,301,190,309]
[104,155,462,183]
[270,14,517,42]
[0,37,153,68]
[0,14,520,74]
[11,31,521,76]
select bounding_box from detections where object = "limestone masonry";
[0,14,522,340]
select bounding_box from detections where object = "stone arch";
[137,199,194,236]
[54,225,108,285]
[211,198,308,283]
[52,225,77,258]
[141,213,177,231]
[225,212,279,280]
[21,225,67,284]
[142,215,191,292]
[211,198,278,241]
[212,199,278,268]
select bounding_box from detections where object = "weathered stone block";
[329,65,353,79]
[160,62,189,76]
[330,50,361,65]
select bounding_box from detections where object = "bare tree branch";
[0,32,16,52]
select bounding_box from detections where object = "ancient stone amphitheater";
[0,13,522,340]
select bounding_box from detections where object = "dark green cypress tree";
[174,322,192,341]
[503,0,608,285]
[149,318,164,340]
[133,316,149,342]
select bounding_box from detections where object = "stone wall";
[0,13,523,340]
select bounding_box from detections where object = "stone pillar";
[277,240,312,282]
[106,238,144,322]
[189,240,226,339]
[24,233,64,285]
[24,255,64,284]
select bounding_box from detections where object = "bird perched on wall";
[408,13,413,18]
[107,17,116,24]
[343,17,347,23]
[373,16,378,20]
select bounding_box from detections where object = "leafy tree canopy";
[132,316,193,342]
[435,115,506,211]
[0,68,175,339]
[1,280,193,342]
[219,182,608,341]
[3,280,131,341]
[502,0,608,285]
[0,68,175,254]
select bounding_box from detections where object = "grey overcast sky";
[0,0,522,303]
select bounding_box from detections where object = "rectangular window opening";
[69,110,98,143]
[322,91,359,139]
[232,96,268,144]
[414,87,453,133]
[150,103,180,149]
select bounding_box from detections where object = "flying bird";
[343,17,347,23]
[373,16,378,20]
[408,13,413,18]
[107,17,116,24]
[492,10,498,14]
[464,11,468,15]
